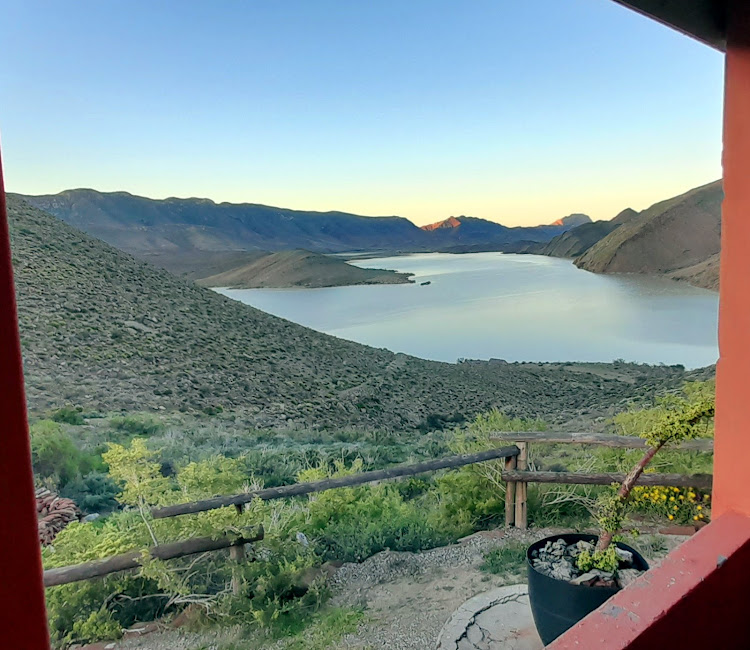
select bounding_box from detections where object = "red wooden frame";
[0,148,50,647]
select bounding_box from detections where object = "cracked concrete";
[436,585,542,650]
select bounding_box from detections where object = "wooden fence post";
[230,503,246,596]
[514,442,528,529]
[505,453,517,528]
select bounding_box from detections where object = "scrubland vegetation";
[34,382,714,648]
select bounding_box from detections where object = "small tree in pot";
[527,389,715,645]
[577,394,715,575]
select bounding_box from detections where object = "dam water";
[216,253,719,369]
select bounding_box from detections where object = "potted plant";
[526,393,715,645]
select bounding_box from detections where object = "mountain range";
[15,182,722,291]
[17,189,588,274]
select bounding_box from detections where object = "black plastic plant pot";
[527,533,649,646]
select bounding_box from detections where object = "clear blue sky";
[0,0,724,226]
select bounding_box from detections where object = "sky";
[0,0,724,226]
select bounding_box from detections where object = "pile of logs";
[36,488,81,546]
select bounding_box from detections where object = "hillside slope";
[575,181,722,287]
[8,197,699,430]
[668,253,721,291]
[197,250,413,288]
[532,220,622,258]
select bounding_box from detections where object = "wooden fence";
[490,431,713,528]
[42,433,713,588]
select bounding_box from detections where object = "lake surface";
[216,253,719,368]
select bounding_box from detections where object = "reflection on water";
[216,253,719,368]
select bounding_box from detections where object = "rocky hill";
[575,181,722,290]
[528,220,622,258]
[8,196,702,431]
[197,249,412,288]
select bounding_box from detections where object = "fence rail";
[151,445,521,519]
[44,432,714,589]
[501,470,712,489]
[490,431,714,451]
[43,527,264,587]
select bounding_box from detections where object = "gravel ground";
[325,528,565,650]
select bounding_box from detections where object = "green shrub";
[46,575,163,647]
[429,469,505,538]
[51,406,85,425]
[60,472,120,513]
[297,461,451,562]
[480,543,528,575]
[110,414,163,437]
[30,420,95,488]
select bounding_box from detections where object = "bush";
[110,414,163,437]
[30,420,95,488]
[51,406,85,425]
[299,462,451,562]
[429,469,505,538]
[60,472,120,513]
[631,485,710,524]
[46,576,163,647]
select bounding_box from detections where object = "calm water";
[216,253,719,368]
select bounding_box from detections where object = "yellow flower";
[689,493,696,499]
[673,506,678,511]
[697,505,702,511]
[668,515,674,520]
[693,516,699,521]
[679,495,684,500]
[661,494,667,500]
[698,513,704,519]
[669,497,675,502]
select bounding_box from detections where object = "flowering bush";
[631,485,710,524]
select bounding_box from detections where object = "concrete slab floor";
[436,584,543,650]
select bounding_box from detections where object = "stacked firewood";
[36,488,81,546]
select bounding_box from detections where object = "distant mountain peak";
[611,208,638,224]
[551,213,592,227]
[421,216,462,231]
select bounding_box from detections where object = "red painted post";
[713,0,750,521]
[0,145,51,647]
